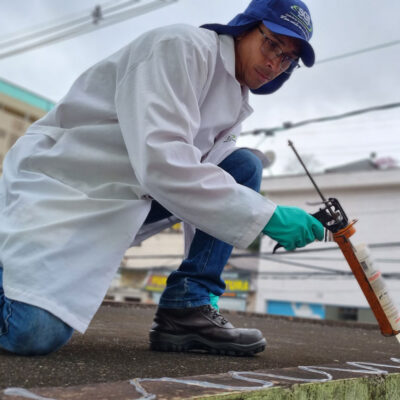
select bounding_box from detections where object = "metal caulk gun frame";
[282,140,399,337]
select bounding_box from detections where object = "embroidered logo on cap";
[291,5,311,27]
[280,4,313,40]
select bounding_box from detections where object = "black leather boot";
[149,305,266,356]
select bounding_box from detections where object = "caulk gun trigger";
[273,243,283,254]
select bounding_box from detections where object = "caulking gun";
[277,140,400,342]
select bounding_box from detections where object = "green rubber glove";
[263,205,324,251]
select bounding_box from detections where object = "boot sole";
[149,330,266,356]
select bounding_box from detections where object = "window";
[338,307,358,321]
[123,297,141,303]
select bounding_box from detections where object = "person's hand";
[262,205,324,251]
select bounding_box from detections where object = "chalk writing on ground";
[4,357,400,400]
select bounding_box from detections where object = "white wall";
[257,169,400,314]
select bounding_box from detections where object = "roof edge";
[0,77,55,111]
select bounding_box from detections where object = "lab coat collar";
[219,34,251,108]
[219,35,240,85]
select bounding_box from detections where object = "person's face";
[234,24,301,89]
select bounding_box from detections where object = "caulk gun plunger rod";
[288,140,338,221]
[288,140,326,202]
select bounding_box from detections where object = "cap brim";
[262,20,315,67]
[201,21,259,37]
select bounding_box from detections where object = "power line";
[262,241,400,254]
[246,115,400,156]
[242,102,400,137]
[0,0,177,60]
[123,241,400,259]
[316,40,400,65]
[0,0,124,43]
[1,1,398,65]
[258,254,350,275]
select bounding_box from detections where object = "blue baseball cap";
[201,0,315,95]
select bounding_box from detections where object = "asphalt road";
[1,302,399,389]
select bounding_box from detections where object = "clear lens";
[259,28,299,73]
[281,56,294,71]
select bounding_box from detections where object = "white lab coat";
[0,24,276,332]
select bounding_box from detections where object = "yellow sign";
[225,279,249,292]
[145,274,249,293]
[145,275,168,292]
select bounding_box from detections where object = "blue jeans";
[144,148,263,309]
[0,268,73,356]
[0,148,262,355]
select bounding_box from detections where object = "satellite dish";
[264,150,276,168]
[241,148,276,168]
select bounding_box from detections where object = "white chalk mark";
[132,374,273,392]
[129,375,269,400]
[128,357,400,399]
[5,357,400,400]
[3,388,56,400]
[129,379,156,400]
[346,361,400,373]
[298,360,400,377]
[228,371,276,387]
[232,369,332,383]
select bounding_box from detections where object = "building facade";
[0,78,54,173]
[258,165,400,324]
[106,224,257,311]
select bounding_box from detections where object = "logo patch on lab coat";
[223,134,237,143]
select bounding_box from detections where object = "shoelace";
[204,305,229,325]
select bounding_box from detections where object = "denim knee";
[238,149,263,188]
[2,300,73,356]
[219,149,263,192]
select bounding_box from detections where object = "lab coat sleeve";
[115,36,276,249]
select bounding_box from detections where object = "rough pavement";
[1,302,400,397]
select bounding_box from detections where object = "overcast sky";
[1,0,399,175]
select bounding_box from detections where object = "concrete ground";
[1,302,400,399]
